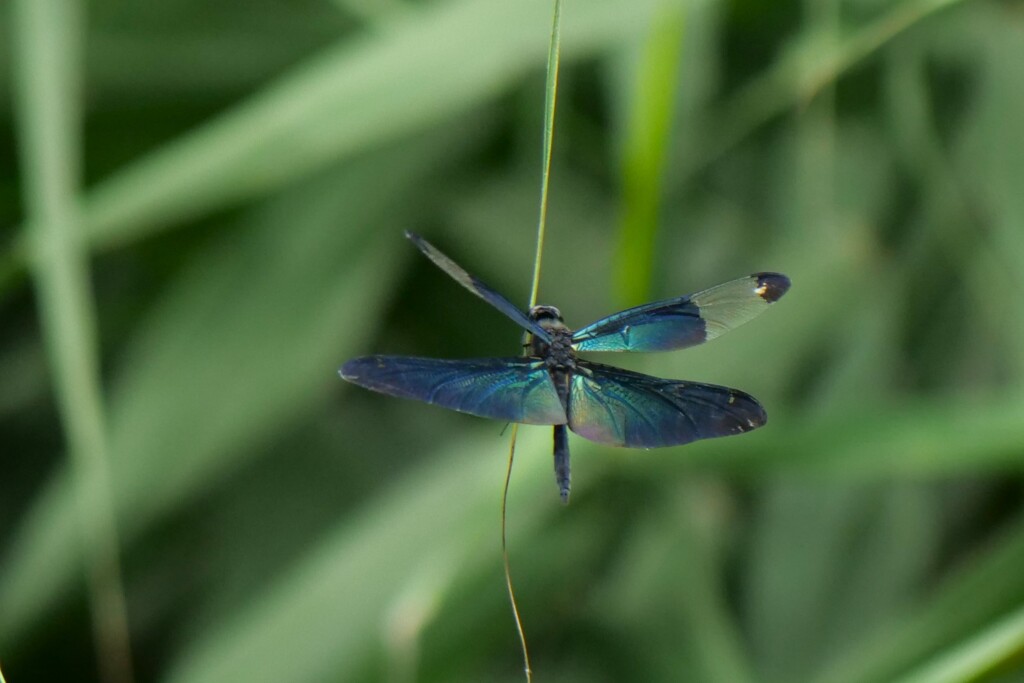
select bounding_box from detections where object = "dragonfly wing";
[406,231,552,343]
[567,361,766,447]
[341,356,566,425]
[572,273,790,352]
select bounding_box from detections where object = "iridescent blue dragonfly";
[341,232,790,502]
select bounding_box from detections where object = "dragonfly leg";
[553,425,570,504]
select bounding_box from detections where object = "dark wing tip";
[753,272,791,303]
[726,389,768,433]
[749,397,769,429]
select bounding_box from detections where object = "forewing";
[572,273,790,352]
[567,361,766,447]
[340,356,566,425]
[406,231,552,343]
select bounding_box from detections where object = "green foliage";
[3,0,1024,681]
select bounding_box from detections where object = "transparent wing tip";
[338,356,379,382]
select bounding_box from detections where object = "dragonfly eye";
[529,305,563,322]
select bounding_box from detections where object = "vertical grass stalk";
[503,1,564,680]
[11,1,135,682]
[527,0,563,308]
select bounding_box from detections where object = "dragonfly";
[340,232,790,503]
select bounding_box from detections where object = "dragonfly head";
[529,305,563,323]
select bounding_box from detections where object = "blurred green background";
[4,0,1024,681]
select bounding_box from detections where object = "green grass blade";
[680,0,968,184]
[160,428,557,683]
[10,0,134,681]
[0,129,470,650]
[330,0,411,25]
[0,0,666,306]
[613,0,685,307]
[814,514,1024,683]
[682,392,1024,477]
[598,483,756,683]
[893,604,1024,683]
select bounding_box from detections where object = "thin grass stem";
[503,1,564,681]
[527,0,562,309]
[502,424,532,682]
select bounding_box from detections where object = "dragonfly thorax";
[529,305,576,369]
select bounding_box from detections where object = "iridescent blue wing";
[406,231,552,343]
[572,273,790,352]
[567,361,766,447]
[340,356,566,425]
